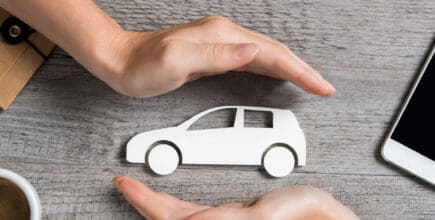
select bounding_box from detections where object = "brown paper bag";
[0,8,55,110]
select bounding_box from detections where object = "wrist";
[91,27,127,83]
[92,29,131,94]
[95,30,156,97]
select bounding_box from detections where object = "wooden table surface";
[1,0,435,219]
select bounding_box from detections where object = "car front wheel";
[147,144,180,175]
[263,146,295,177]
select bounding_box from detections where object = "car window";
[244,110,273,128]
[188,108,236,130]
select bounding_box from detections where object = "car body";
[126,106,306,177]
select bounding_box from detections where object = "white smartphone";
[382,43,435,186]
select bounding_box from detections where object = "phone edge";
[381,42,435,186]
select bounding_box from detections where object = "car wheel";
[263,146,295,177]
[147,144,180,175]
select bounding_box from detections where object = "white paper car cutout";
[126,106,306,177]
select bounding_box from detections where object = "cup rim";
[0,168,41,220]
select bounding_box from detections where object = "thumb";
[113,176,208,220]
[187,43,259,74]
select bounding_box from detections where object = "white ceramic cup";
[0,169,41,220]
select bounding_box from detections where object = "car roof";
[177,106,296,129]
[206,105,288,113]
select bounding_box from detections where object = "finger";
[113,176,208,219]
[235,28,335,96]
[188,19,335,96]
[113,176,166,219]
[185,42,259,75]
[253,46,335,96]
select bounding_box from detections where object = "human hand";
[1,0,335,98]
[102,16,335,97]
[113,176,358,220]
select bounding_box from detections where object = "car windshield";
[187,108,236,130]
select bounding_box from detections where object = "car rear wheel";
[263,146,295,177]
[147,144,179,175]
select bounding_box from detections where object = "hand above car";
[1,1,335,98]
[103,16,336,97]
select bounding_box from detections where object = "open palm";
[113,176,358,220]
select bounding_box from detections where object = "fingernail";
[311,70,335,96]
[113,176,124,187]
[236,43,258,58]
[302,73,324,94]
[322,79,336,95]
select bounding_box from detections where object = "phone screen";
[391,51,435,160]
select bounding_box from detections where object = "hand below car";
[113,176,359,220]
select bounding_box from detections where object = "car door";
[180,108,240,165]
[235,109,275,165]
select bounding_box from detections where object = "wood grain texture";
[1,0,435,219]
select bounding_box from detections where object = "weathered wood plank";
[1,162,434,219]
[1,0,434,219]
